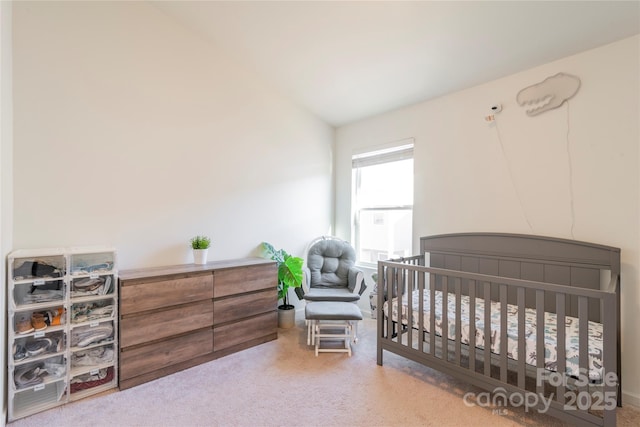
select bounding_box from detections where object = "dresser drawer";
[213,289,275,325]
[120,273,213,314]
[214,311,277,352]
[120,329,212,379]
[120,300,213,347]
[214,264,276,298]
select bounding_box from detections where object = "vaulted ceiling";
[154,1,640,126]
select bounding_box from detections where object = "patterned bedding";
[383,289,604,381]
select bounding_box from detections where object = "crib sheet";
[383,289,604,381]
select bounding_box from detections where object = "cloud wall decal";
[516,73,581,116]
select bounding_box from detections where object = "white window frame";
[351,140,414,269]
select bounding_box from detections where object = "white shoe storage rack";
[7,246,118,422]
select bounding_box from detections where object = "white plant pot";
[193,249,208,265]
[277,307,296,329]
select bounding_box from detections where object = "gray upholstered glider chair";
[295,236,366,302]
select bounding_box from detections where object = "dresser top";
[119,257,275,281]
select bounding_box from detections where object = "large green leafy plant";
[261,242,303,309]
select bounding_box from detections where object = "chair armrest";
[348,267,367,295]
[295,267,312,301]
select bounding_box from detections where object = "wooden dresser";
[118,258,277,390]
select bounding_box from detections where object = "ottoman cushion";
[305,301,363,321]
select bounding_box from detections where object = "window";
[351,142,413,267]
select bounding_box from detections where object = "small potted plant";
[190,235,211,265]
[261,242,303,328]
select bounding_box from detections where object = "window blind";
[352,144,414,168]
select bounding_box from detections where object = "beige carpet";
[9,317,640,427]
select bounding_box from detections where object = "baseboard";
[623,390,640,408]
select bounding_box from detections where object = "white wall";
[336,36,640,406]
[12,1,333,270]
[1,0,13,424]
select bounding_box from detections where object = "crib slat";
[386,266,394,341]
[430,273,436,356]
[469,280,476,373]
[500,284,507,382]
[455,278,461,365]
[578,296,589,397]
[407,268,414,349]
[442,276,449,362]
[517,287,525,389]
[556,293,566,404]
[418,270,425,353]
[536,290,545,396]
[484,282,491,377]
[602,293,617,426]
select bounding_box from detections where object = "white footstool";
[304,301,363,356]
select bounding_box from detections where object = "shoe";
[72,278,103,293]
[46,308,64,326]
[26,338,52,356]
[14,365,45,389]
[14,344,26,361]
[16,315,34,334]
[31,313,47,331]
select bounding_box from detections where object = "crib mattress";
[383,290,604,381]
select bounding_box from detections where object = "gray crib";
[377,233,620,427]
